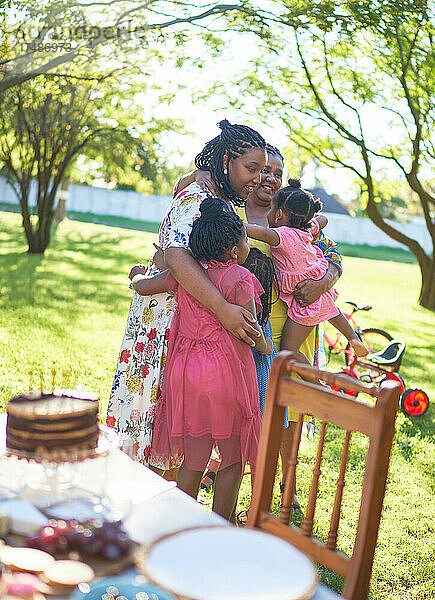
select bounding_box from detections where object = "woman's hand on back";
[215,302,260,346]
[174,170,219,197]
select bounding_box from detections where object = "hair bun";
[199,195,226,222]
[217,119,231,131]
[287,177,301,188]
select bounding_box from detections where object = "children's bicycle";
[330,339,429,417]
[324,301,392,365]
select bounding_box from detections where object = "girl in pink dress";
[131,196,273,521]
[246,179,368,368]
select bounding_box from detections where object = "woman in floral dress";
[106,120,267,468]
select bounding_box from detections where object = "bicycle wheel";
[345,328,393,366]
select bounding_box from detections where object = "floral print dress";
[106,183,206,467]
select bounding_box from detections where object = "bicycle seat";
[344,301,372,311]
[366,339,406,365]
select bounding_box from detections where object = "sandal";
[200,470,216,491]
[235,510,248,527]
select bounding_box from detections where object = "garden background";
[1,1,434,598]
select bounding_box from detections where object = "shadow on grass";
[339,243,416,264]
[396,407,434,459]
[0,218,151,342]
[0,203,160,234]
[0,204,418,262]
[67,211,160,234]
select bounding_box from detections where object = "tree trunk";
[33,213,52,254]
[27,234,46,254]
[53,177,69,222]
[18,183,39,253]
[419,257,435,311]
[365,177,434,311]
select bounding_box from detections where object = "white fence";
[0,177,431,253]
[319,212,431,254]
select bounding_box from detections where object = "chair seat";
[138,525,318,600]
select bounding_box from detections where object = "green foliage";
[0,75,143,251]
[220,0,435,306]
[1,1,263,93]
[66,82,185,194]
[0,71,184,251]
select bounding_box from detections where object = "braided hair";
[273,178,322,231]
[242,248,279,327]
[189,196,245,262]
[195,119,266,207]
[265,143,284,164]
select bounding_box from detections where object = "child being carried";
[245,178,368,367]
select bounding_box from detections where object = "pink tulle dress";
[271,221,339,327]
[151,259,264,471]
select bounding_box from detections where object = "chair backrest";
[247,351,400,600]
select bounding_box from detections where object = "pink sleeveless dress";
[151,259,263,471]
[271,221,339,327]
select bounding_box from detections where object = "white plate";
[139,526,317,600]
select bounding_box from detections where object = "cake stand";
[0,426,119,510]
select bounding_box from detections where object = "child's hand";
[196,170,220,196]
[264,337,274,355]
[129,264,147,280]
[152,243,166,271]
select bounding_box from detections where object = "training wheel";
[401,388,429,417]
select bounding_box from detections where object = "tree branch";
[0,51,78,93]
[294,31,365,150]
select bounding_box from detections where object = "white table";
[0,415,339,599]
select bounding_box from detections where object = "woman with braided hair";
[106,119,267,472]
[177,145,344,512]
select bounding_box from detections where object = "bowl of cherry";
[27,518,132,562]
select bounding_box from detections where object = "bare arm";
[164,247,260,346]
[176,169,219,197]
[245,223,280,247]
[131,271,168,296]
[174,170,197,195]
[243,298,273,355]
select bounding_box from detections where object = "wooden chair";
[247,351,400,600]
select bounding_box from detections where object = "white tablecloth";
[0,414,338,599]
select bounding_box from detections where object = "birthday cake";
[6,391,99,454]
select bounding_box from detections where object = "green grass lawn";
[1,211,434,599]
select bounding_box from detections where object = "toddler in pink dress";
[131,196,273,521]
[246,179,368,368]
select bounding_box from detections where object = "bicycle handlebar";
[344,301,372,312]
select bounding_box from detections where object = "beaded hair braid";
[242,248,279,328]
[195,119,266,208]
[189,195,245,262]
[273,178,322,231]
